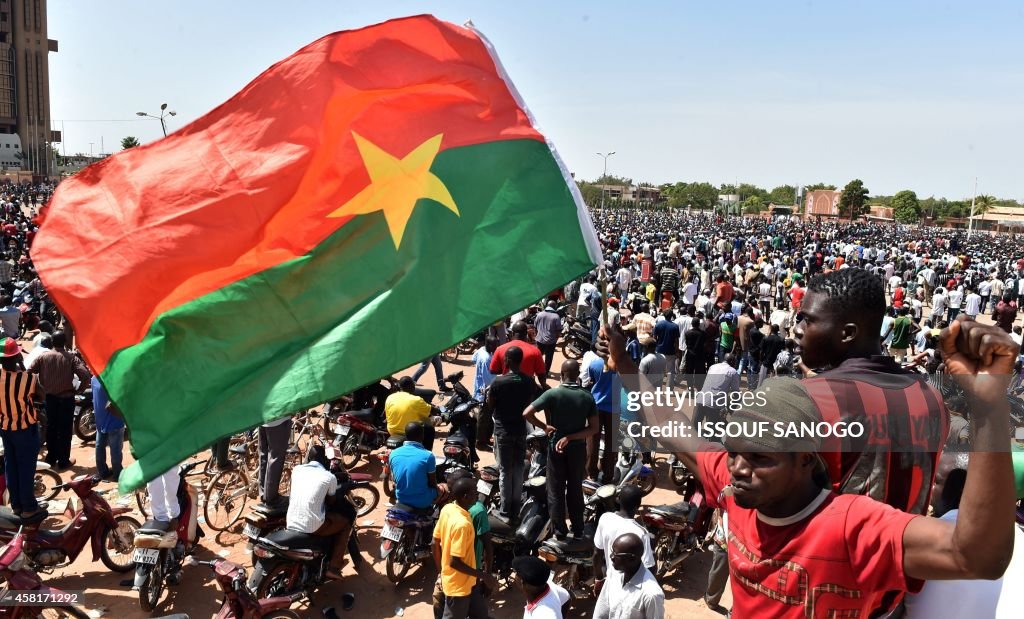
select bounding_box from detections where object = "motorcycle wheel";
[39,608,91,618]
[259,612,301,619]
[653,533,673,579]
[348,485,380,518]
[205,469,249,531]
[440,346,459,362]
[138,556,165,612]
[256,561,296,599]
[560,340,583,360]
[638,472,657,496]
[74,406,97,442]
[385,540,412,584]
[670,464,688,487]
[382,468,395,500]
[341,435,361,469]
[33,468,62,501]
[100,515,142,572]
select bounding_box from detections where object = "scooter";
[188,557,305,619]
[0,475,139,574]
[132,461,205,612]
[0,527,91,619]
[487,474,552,581]
[0,444,62,506]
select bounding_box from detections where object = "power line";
[50,119,152,123]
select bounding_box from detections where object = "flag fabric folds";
[32,15,600,491]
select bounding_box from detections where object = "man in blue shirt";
[473,336,498,452]
[91,376,125,482]
[586,357,616,483]
[390,421,439,509]
[653,309,680,386]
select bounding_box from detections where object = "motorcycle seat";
[390,504,434,520]
[480,465,499,481]
[229,444,248,456]
[252,502,288,517]
[528,428,548,442]
[386,435,406,449]
[345,408,376,422]
[0,507,46,530]
[649,502,693,518]
[546,537,593,553]
[445,433,469,447]
[263,528,333,551]
[487,514,515,536]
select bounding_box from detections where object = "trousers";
[258,420,292,503]
[0,425,40,513]
[547,440,586,536]
[495,433,526,519]
[147,466,181,522]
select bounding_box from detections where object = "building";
[593,184,662,204]
[968,206,1024,233]
[803,189,842,218]
[0,0,57,177]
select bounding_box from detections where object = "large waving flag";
[33,15,600,490]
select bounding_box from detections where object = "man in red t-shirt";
[714,274,733,310]
[489,321,547,389]
[600,317,1016,619]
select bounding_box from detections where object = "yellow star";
[328,131,459,248]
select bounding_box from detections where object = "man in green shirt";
[524,360,598,539]
[887,306,914,364]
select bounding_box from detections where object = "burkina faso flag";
[33,15,600,491]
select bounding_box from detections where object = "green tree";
[838,179,870,221]
[805,182,836,191]
[768,185,798,205]
[892,190,921,224]
[121,136,141,150]
[736,183,767,202]
[577,181,603,206]
[972,194,995,217]
[742,195,765,214]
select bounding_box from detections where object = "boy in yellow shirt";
[432,478,497,618]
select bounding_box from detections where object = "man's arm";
[902,318,1016,580]
[426,471,438,491]
[482,532,494,573]
[523,404,551,435]
[449,556,498,590]
[432,538,442,572]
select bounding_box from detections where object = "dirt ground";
[31,350,730,619]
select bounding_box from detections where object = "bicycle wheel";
[348,485,380,517]
[204,469,249,531]
[33,468,63,501]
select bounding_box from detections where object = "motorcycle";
[72,388,96,443]
[132,461,205,612]
[637,465,713,578]
[560,315,593,360]
[248,478,364,598]
[188,557,305,619]
[0,475,139,574]
[612,437,657,495]
[0,527,91,618]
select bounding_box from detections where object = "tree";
[892,190,921,224]
[805,182,836,191]
[742,195,765,214]
[121,136,141,150]
[838,179,870,221]
[768,185,798,205]
[972,194,995,217]
[577,181,603,206]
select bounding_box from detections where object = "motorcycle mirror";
[184,555,199,567]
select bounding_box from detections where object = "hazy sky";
[48,0,1023,200]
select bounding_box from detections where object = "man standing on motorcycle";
[286,444,352,581]
[490,321,549,389]
[533,300,563,376]
[523,359,597,540]
[488,346,536,524]
[0,295,18,339]
[386,376,438,451]
[473,336,498,453]
[432,477,498,619]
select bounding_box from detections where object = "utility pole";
[596,151,615,214]
[968,176,978,239]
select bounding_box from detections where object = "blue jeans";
[95,427,125,479]
[590,316,600,346]
[0,424,41,513]
[739,352,761,389]
[412,354,444,386]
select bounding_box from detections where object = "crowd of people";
[1,187,1023,618]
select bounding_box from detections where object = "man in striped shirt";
[26,331,91,471]
[0,337,44,520]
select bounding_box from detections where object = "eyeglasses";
[610,552,638,560]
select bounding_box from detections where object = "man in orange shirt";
[432,478,498,619]
[714,274,734,311]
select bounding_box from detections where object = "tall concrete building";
[0,0,57,177]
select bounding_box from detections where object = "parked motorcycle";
[73,387,96,443]
[560,316,593,360]
[611,436,656,495]
[132,461,205,611]
[637,465,713,578]
[488,473,552,581]
[0,475,139,574]
[0,527,90,618]
[188,557,305,619]
[248,478,364,598]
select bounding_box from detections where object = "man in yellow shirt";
[385,376,436,450]
[432,478,497,619]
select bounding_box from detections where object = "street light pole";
[596,151,615,214]
[968,176,978,239]
[136,103,177,138]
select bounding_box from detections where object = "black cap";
[511,556,550,587]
